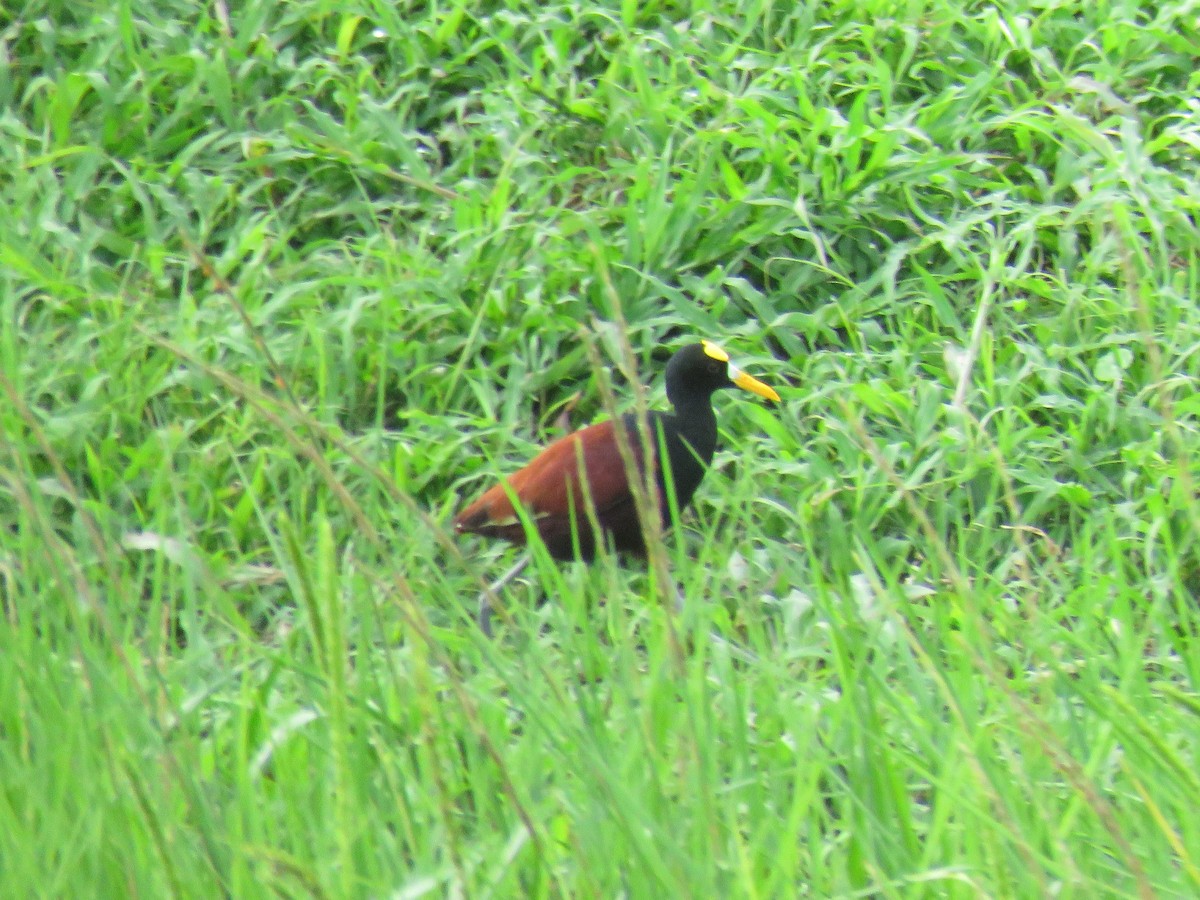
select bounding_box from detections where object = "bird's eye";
[708,362,721,374]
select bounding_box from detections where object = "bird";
[454,340,780,633]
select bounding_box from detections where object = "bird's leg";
[477,554,531,637]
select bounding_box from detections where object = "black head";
[664,341,780,408]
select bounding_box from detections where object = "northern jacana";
[455,340,780,633]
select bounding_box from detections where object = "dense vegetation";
[2,0,1198,895]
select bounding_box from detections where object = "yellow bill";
[728,363,780,402]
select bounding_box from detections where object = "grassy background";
[3,0,1199,895]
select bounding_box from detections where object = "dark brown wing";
[454,419,651,559]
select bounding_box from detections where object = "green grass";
[2,0,1199,895]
